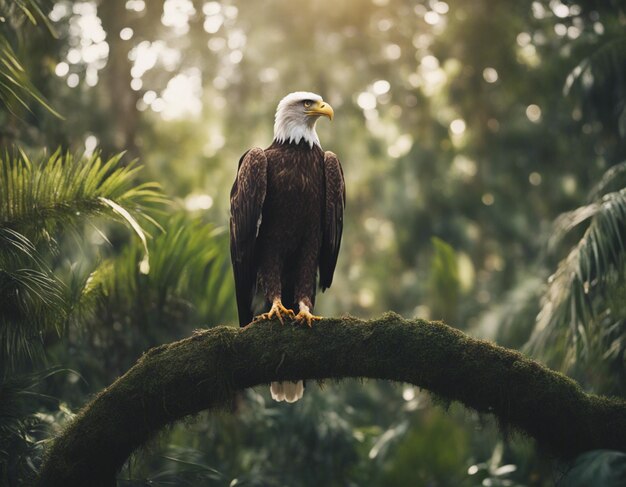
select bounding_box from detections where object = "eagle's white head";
[273,91,334,148]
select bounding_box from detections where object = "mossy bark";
[36,314,626,486]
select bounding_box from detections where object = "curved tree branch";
[36,314,626,486]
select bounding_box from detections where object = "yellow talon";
[254,299,295,325]
[294,305,322,328]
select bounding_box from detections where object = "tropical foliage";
[0,0,59,118]
[0,150,163,366]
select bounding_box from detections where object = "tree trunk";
[98,1,139,157]
[36,313,626,486]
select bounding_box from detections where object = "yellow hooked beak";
[306,100,334,121]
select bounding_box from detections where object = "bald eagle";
[229,91,345,402]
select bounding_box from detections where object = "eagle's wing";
[319,151,346,290]
[230,148,267,326]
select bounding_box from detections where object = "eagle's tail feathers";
[270,381,304,402]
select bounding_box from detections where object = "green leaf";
[0,34,62,118]
[0,149,166,242]
[99,196,150,260]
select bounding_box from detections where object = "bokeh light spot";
[529,172,542,186]
[203,1,221,15]
[67,73,79,87]
[130,78,142,91]
[433,2,449,14]
[185,194,214,211]
[424,11,440,25]
[84,135,98,155]
[482,67,498,83]
[55,62,69,77]
[402,387,415,401]
[125,0,145,12]
[553,3,569,18]
[357,92,377,110]
[384,44,401,60]
[120,27,133,40]
[450,119,466,135]
[516,32,531,46]
[204,14,223,33]
[372,80,390,95]
[526,104,542,122]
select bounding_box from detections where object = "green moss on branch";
[36,313,626,486]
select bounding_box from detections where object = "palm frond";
[588,161,626,202]
[564,35,626,136]
[528,176,626,369]
[10,0,56,33]
[80,213,234,334]
[0,227,46,267]
[0,0,58,119]
[55,214,234,384]
[0,149,166,366]
[0,367,73,485]
[560,450,626,487]
[563,36,626,96]
[0,149,167,246]
[0,266,65,367]
[1,0,53,28]
[548,201,602,253]
[0,228,65,367]
[0,35,61,118]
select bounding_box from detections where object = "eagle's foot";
[294,302,322,328]
[254,299,295,325]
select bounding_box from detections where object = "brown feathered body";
[230,140,345,326]
[256,140,324,312]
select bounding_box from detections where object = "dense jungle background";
[1,0,625,485]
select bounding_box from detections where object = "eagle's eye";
[303,100,313,108]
